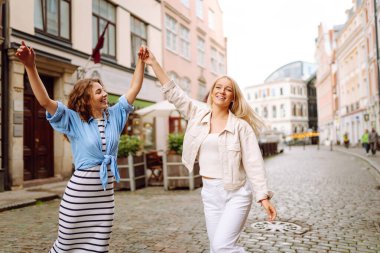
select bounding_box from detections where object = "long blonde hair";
[206,76,264,136]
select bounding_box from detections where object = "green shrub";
[168,133,184,155]
[118,135,142,157]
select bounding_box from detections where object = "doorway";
[23,74,54,180]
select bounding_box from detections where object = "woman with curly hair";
[16,41,145,252]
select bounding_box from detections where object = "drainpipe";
[1,0,10,190]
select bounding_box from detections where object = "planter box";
[163,153,202,190]
[115,154,147,191]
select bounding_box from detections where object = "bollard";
[330,141,333,151]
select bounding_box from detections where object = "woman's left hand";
[261,199,277,221]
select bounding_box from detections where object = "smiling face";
[90,82,108,114]
[210,77,235,110]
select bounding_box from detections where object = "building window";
[131,16,147,67]
[292,104,296,116]
[254,92,258,99]
[181,0,189,7]
[179,25,190,59]
[196,0,203,19]
[34,0,71,40]
[180,77,191,94]
[197,37,205,67]
[92,0,116,58]
[208,9,215,30]
[211,47,218,74]
[165,14,177,52]
[198,82,207,101]
[271,88,276,96]
[272,105,277,118]
[263,106,268,118]
[218,53,225,75]
[168,71,179,83]
[280,104,285,117]
[280,87,283,95]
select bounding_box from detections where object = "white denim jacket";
[162,80,273,202]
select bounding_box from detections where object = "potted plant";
[168,133,184,155]
[115,135,146,191]
[118,135,141,157]
[164,133,201,190]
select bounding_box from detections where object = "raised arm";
[139,46,203,120]
[15,41,57,115]
[124,47,146,104]
[139,46,170,85]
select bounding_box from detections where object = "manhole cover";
[251,221,309,234]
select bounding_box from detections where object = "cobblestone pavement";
[0,146,379,253]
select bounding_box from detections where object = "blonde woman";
[140,47,276,252]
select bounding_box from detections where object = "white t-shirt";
[199,133,222,179]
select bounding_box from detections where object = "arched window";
[263,106,268,118]
[272,105,277,118]
[168,71,179,83]
[180,77,191,94]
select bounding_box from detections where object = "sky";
[218,0,353,89]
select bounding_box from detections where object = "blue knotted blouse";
[46,96,134,190]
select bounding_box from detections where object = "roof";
[264,61,316,83]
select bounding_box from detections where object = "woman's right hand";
[138,45,156,66]
[15,41,36,68]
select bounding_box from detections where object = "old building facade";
[5,0,164,189]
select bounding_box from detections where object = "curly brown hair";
[68,78,106,122]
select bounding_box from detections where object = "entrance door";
[23,75,54,180]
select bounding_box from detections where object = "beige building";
[335,0,379,145]
[0,0,5,191]
[5,0,163,189]
[315,24,340,144]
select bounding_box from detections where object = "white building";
[246,61,316,136]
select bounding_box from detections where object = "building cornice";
[164,2,191,24]
[10,29,158,81]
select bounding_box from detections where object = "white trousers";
[201,178,253,253]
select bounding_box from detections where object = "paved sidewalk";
[0,144,379,213]
[0,180,67,212]
[330,145,380,174]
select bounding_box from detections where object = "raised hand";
[15,41,36,68]
[138,45,156,66]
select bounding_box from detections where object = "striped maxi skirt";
[49,166,115,253]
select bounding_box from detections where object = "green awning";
[108,94,154,109]
[108,94,119,105]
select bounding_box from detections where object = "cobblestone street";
[0,147,379,253]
